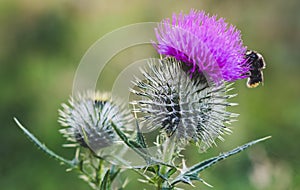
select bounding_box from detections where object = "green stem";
[158,135,176,189]
[96,159,104,188]
[162,135,176,168]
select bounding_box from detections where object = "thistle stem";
[162,135,176,165]
[158,134,176,189]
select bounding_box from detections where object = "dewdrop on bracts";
[131,58,238,149]
[58,91,131,152]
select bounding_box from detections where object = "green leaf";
[166,167,177,178]
[171,136,271,186]
[100,170,111,190]
[109,165,121,182]
[135,118,148,149]
[14,117,77,168]
[111,122,152,163]
[112,123,175,169]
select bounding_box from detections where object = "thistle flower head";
[131,58,238,148]
[154,9,249,82]
[58,91,130,152]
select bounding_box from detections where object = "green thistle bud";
[58,91,131,152]
[131,58,238,148]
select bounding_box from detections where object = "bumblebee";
[245,50,266,88]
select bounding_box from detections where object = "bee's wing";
[257,53,266,69]
[261,70,264,86]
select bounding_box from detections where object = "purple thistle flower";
[154,9,249,82]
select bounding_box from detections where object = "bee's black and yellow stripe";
[245,50,266,88]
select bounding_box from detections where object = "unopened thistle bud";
[58,91,130,152]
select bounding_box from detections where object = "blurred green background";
[1,0,299,189]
